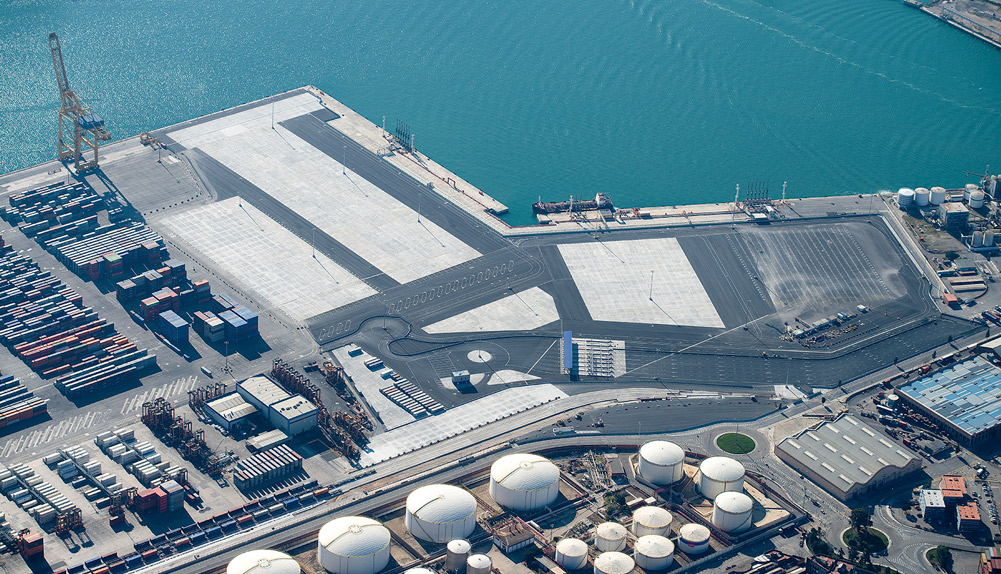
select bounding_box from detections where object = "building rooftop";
[958,501,980,521]
[776,414,917,493]
[940,202,970,214]
[897,357,1001,437]
[205,393,257,421]
[921,489,945,508]
[940,475,968,498]
[270,395,317,420]
[238,376,291,408]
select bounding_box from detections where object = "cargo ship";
[533,193,614,215]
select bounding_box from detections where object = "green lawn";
[843,527,889,553]
[717,433,755,454]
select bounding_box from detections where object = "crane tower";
[49,32,111,172]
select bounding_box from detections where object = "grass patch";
[843,527,889,553]
[717,432,755,454]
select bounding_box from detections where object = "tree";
[850,508,872,535]
[928,546,953,571]
[805,527,833,556]
[946,251,960,261]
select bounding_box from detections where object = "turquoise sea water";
[2,0,1000,224]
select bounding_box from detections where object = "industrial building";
[919,489,947,522]
[775,414,920,501]
[938,202,970,231]
[269,395,318,436]
[203,393,257,432]
[236,375,318,436]
[896,357,1001,447]
[958,502,982,532]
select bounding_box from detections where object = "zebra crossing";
[120,375,200,415]
[0,410,106,458]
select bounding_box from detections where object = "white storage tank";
[974,232,985,248]
[696,457,745,500]
[593,552,634,574]
[633,535,675,571]
[987,230,996,247]
[971,190,986,209]
[446,539,471,572]
[489,453,560,511]
[631,506,672,537]
[991,176,998,196]
[228,550,301,574]
[594,522,628,552]
[318,516,392,574]
[405,484,477,543]
[930,186,947,205]
[711,491,754,533]
[915,187,931,206]
[637,441,685,485]
[555,538,589,570]
[966,184,978,201]
[466,554,491,574]
[404,570,437,574]
[897,188,915,208]
[677,523,711,554]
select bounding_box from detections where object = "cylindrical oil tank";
[677,524,711,555]
[228,550,301,574]
[915,187,930,206]
[897,188,915,208]
[973,232,985,248]
[405,484,477,543]
[633,535,675,571]
[637,441,685,485]
[489,453,560,511]
[404,570,436,574]
[446,539,471,572]
[990,176,998,196]
[318,516,391,574]
[555,538,589,570]
[987,230,996,247]
[696,457,745,500]
[971,190,986,209]
[886,394,900,409]
[466,554,491,574]
[966,184,978,201]
[594,522,628,552]
[711,491,754,533]
[631,506,672,537]
[930,186,947,205]
[593,552,634,574]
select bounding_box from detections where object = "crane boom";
[48,32,111,172]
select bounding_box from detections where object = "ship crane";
[48,32,111,172]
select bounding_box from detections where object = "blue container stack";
[158,310,189,346]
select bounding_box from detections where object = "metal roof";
[205,393,257,421]
[271,395,317,421]
[776,414,917,493]
[897,357,1001,437]
[238,376,290,408]
[920,489,945,508]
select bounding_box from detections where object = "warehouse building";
[237,376,290,412]
[919,489,946,523]
[204,393,257,432]
[896,357,1001,447]
[775,414,920,501]
[269,395,318,436]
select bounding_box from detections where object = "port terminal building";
[896,356,1001,447]
[775,414,920,501]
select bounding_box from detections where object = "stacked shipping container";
[0,375,48,429]
[232,444,302,491]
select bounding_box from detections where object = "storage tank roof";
[406,484,476,524]
[699,457,744,481]
[227,550,300,574]
[490,453,560,491]
[556,538,588,555]
[679,523,711,542]
[594,552,634,574]
[447,539,471,553]
[467,555,491,568]
[633,506,672,528]
[318,516,391,556]
[403,569,436,574]
[634,535,675,558]
[714,491,753,514]
[596,522,628,539]
[639,441,684,466]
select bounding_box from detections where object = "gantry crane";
[48,32,111,172]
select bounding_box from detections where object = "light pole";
[649,270,654,301]
[342,145,346,174]
[312,227,315,258]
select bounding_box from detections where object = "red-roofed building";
[958,501,981,532]
[940,475,969,507]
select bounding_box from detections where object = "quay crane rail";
[48,32,111,172]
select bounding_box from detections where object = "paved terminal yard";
[0,86,987,574]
